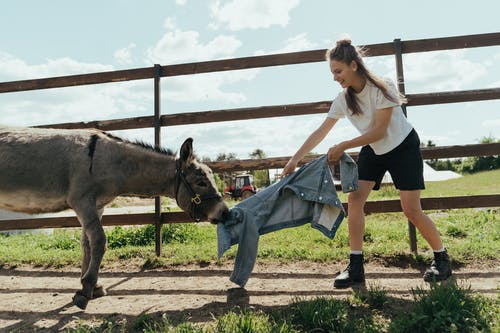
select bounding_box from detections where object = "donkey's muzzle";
[208,201,229,224]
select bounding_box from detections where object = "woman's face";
[330,59,359,90]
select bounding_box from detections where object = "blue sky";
[1,0,499,160]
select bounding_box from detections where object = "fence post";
[154,64,163,256]
[393,39,418,255]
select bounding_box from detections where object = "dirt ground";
[0,260,498,332]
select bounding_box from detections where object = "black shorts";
[357,129,425,191]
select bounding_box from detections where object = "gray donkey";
[0,125,228,310]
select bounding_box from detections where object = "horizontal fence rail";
[205,143,500,172]
[1,194,499,231]
[1,33,499,94]
[34,87,500,132]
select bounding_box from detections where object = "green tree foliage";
[249,148,270,188]
[458,136,500,174]
[425,136,499,174]
[214,152,237,192]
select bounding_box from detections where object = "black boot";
[334,253,365,288]
[423,250,452,282]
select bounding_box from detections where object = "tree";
[458,136,500,174]
[249,149,270,188]
[423,140,462,172]
[215,152,237,193]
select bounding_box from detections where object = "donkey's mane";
[102,131,176,157]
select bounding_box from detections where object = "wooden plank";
[35,115,155,131]
[362,194,500,214]
[36,101,331,131]
[36,85,499,131]
[0,67,154,93]
[1,195,498,231]
[402,32,500,54]
[406,88,500,106]
[160,101,331,126]
[205,143,500,172]
[0,212,189,231]
[1,33,498,93]
[421,142,500,159]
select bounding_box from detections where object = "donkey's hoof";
[92,285,107,299]
[72,291,89,310]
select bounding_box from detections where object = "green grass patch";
[0,207,498,268]
[68,283,499,332]
[389,282,499,332]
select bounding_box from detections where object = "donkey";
[0,125,228,310]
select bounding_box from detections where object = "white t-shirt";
[327,77,413,155]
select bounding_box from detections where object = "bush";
[106,224,199,249]
[458,136,500,174]
[389,282,496,332]
[39,231,80,250]
[426,136,499,174]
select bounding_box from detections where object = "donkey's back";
[0,126,99,213]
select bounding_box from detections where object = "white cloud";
[482,119,500,128]
[402,50,489,92]
[175,0,187,5]
[145,29,241,64]
[255,33,317,56]
[0,51,152,127]
[163,17,177,30]
[158,113,357,160]
[144,21,260,104]
[0,51,113,81]
[210,0,300,30]
[114,43,136,65]
[1,81,152,127]
[165,68,259,103]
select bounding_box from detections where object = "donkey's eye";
[197,181,207,187]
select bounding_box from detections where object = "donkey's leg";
[80,231,91,282]
[71,199,107,310]
[92,208,107,299]
[80,208,106,300]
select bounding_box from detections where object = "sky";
[1,0,499,160]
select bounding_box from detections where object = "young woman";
[281,39,452,288]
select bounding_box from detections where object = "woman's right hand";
[281,159,298,177]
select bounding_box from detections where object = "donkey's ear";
[180,138,194,165]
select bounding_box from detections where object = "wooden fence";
[1,32,499,255]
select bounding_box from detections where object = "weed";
[389,282,496,332]
[352,283,388,308]
[213,310,295,333]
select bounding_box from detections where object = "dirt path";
[0,261,498,332]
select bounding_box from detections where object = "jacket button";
[319,196,323,200]
[300,193,304,196]
[324,179,328,183]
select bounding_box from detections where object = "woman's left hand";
[327,142,346,163]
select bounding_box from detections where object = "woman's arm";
[328,107,393,162]
[282,117,338,176]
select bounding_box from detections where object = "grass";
[0,207,497,268]
[69,283,499,332]
[0,169,499,332]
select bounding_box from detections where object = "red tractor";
[224,174,257,200]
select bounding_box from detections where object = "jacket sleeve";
[340,153,359,193]
[229,210,260,287]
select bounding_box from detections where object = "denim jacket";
[217,154,358,287]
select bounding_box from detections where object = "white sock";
[350,250,363,255]
[434,247,446,253]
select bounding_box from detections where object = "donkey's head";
[175,138,228,223]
